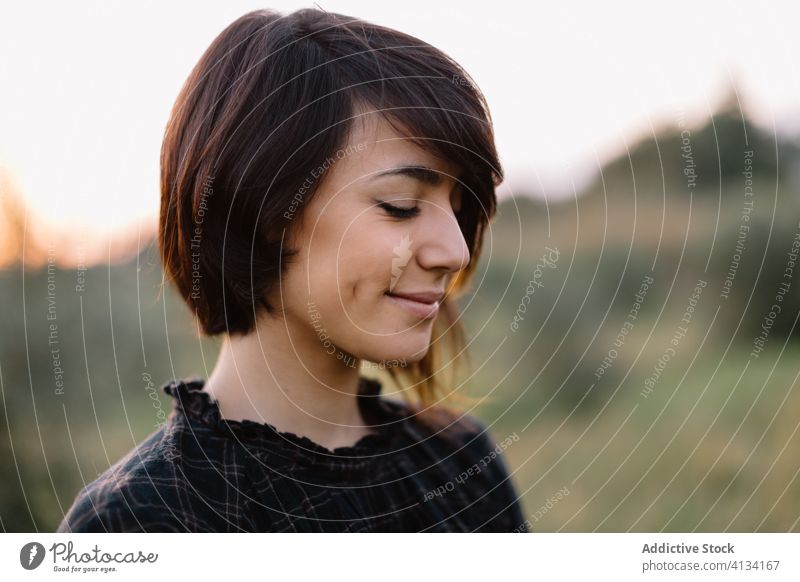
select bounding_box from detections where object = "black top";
[57,376,527,532]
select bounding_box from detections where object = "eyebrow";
[368,165,449,187]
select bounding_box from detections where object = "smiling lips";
[385,289,444,320]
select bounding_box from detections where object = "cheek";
[339,223,402,300]
[289,222,395,321]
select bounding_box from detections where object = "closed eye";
[378,201,420,219]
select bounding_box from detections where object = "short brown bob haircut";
[159,8,502,409]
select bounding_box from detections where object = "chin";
[359,334,431,365]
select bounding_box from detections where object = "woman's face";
[275,112,470,366]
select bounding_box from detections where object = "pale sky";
[1,0,799,247]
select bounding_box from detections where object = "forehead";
[328,111,463,188]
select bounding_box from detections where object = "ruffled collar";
[162,376,411,482]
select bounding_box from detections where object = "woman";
[58,7,527,532]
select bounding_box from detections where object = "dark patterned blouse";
[57,376,527,532]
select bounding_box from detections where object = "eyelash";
[378,202,421,219]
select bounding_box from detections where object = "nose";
[414,199,471,274]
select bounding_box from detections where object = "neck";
[203,311,375,451]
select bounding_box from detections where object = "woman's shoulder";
[57,423,183,532]
[57,413,240,532]
[395,398,517,456]
[392,399,528,531]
